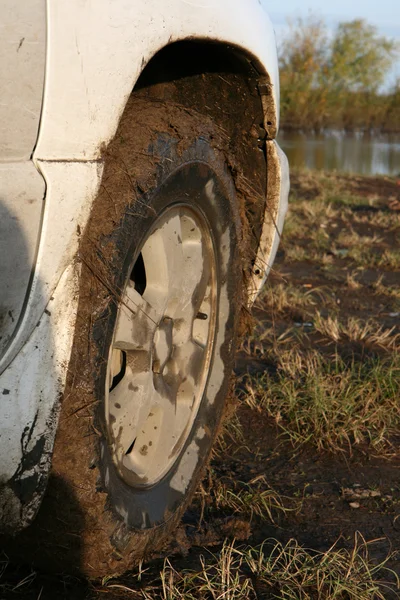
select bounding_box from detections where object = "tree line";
[278,17,400,132]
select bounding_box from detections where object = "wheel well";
[132,40,269,268]
[135,40,263,88]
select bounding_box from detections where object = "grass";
[0,560,37,596]
[110,536,398,599]
[352,210,400,233]
[282,170,400,270]
[283,219,400,270]
[241,287,400,453]
[238,169,400,453]
[372,276,400,311]
[256,282,334,318]
[241,347,400,452]
[216,411,246,452]
[312,313,399,350]
[211,477,283,523]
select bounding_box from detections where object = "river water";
[278,130,400,176]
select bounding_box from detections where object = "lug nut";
[152,359,161,374]
[196,312,208,320]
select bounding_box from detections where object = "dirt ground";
[1,171,399,599]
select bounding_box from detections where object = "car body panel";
[0,0,46,161]
[0,160,103,374]
[0,0,47,361]
[0,263,79,530]
[0,164,45,357]
[249,141,289,303]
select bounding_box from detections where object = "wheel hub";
[152,317,173,375]
[105,205,217,487]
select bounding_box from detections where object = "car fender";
[35,0,279,160]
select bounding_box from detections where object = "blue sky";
[264,0,400,38]
[263,0,400,86]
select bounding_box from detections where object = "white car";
[0,0,288,577]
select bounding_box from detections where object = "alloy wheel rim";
[105,205,217,487]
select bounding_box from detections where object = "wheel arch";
[126,38,276,293]
[34,0,280,161]
[134,39,278,140]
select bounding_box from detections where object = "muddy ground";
[1,171,399,599]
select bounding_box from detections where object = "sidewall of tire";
[94,138,242,536]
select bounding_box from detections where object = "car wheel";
[48,96,244,577]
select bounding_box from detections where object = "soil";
[1,173,399,598]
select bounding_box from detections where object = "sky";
[263,0,400,86]
[263,0,400,38]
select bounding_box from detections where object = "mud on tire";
[44,96,245,578]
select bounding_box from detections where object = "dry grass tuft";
[239,170,400,453]
[282,170,400,270]
[241,341,400,452]
[313,313,400,351]
[212,477,283,523]
[136,536,398,599]
[256,282,333,318]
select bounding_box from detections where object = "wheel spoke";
[108,365,153,463]
[173,338,206,387]
[141,212,185,314]
[177,213,210,316]
[122,376,177,478]
[169,215,212,345]
[113,281,159,351]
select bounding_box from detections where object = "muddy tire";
[44,96,244,578]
